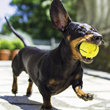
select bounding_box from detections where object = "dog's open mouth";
[76,43,93,64]
[81,56,93,64]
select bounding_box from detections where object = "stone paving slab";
[0,61,110,110]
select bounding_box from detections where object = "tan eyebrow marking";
[81,25,84,28]
[89,26,92,29]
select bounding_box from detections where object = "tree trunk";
[77,0,110,35]
[77,0,110,72]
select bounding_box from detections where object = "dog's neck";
[49,39,81,77]
[51,39,79,67]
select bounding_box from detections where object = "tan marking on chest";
[49,79,55,85]
[75,74,80,80]
[49,79,59,85]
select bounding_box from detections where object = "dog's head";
[50,0,105,64]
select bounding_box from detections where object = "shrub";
[0,39,14,51]
[11,39,24,51]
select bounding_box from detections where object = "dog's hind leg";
[26,78,33,97]
[12,67,22,95]
[11,55,23,95]
[12,75,18,95]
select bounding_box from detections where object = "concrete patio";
[0,61,110,110]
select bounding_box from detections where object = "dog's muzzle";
[92,33,105,45]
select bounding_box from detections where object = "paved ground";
[0,61,110,110]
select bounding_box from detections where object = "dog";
[5,0,105,109]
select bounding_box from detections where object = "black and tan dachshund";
[5,0,105,109]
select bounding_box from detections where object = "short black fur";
[5,0,105,109]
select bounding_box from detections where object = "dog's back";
[12,46,46,76]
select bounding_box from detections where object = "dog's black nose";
[93,34,103,41]
[93,34,105,45]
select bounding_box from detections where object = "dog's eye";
[90,26,98,32]
[91,28,98,32]
[75,28,82,32]
[77,28,82,31]
[91,28,94,31]
[76,28,86,33]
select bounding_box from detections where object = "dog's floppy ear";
[50,0,72,31]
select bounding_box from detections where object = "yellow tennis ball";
[79,42,99,58]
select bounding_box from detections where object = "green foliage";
[1,0,77,39]
[0,39,13,51]
[0,39,24,51]
[11,39,24,51]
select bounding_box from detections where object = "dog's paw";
[40,106,53,110]
[26,89,32,97]
[74,86,94,101]
[12,88,17,95]
[40,108,53,110]
[26,82,33,97]
[78,93,94,101]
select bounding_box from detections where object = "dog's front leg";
[74,86,94,101]
[72,80,94,101]
[37,80,52,110]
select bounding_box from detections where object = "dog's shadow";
[0,95,58,110]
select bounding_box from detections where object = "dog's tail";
[5,17,30,47]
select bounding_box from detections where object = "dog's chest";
[47,78,67,95]
[44,61,82,95]
[46,73,77,95]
